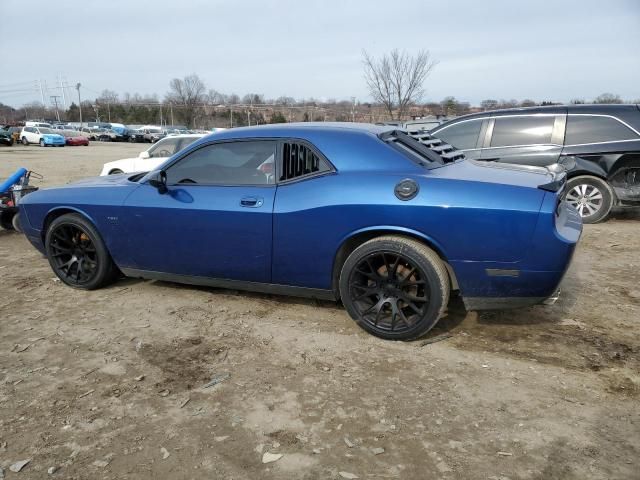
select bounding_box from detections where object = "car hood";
[43,133,64,139]
[64,174,134,188]
[433,159,556,190]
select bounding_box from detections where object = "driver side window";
[165,141,276,186]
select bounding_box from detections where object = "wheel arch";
[331,226,457,299]
[41,207,100,244]
[565,155,608,180]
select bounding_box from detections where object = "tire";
[339,235,450,340]
[12,212,22,233]
[21,137,28,145]
[109,169,124,175]
[39,139,45,147]
[564,175,614,224]
[0,211,15,230]
[45,213,119,290]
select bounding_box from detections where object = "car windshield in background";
[148,128,161,133]
[40,128,54,134]
[379,130,444,167]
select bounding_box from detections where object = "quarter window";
[279,142,331,181]
[433,120,482,150]
[165,141,276,186]
[565,115,639,145]
[490,116,555,147]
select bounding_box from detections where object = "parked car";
[143,127,165,143]
[430,104,640,223]
[20,123,581,340]
[379,117,451,134]
[100,134,206,175]
[79,127,100,140]
[20,127,65,147]
[96,129,119,142]
[128,129,146,143]
[0,126,14,146]
[63,130,90,146]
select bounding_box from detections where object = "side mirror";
[139,151,150,159]
[148,170,168,194]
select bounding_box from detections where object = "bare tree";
[363,49,437,120]
[593,93,623,104]
[166,74,207,127]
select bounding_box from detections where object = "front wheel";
[339,236,450,340]
[45,213,119,290]
[21,137,28,145]
[564,175,614,224]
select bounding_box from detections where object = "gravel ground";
[0,143,639,479]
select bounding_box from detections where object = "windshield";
[40,128,54,134]
[148,128,161,133]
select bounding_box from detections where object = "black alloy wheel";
[340,236,449,340]
[45,213,118,289]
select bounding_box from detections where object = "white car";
[20,126,66,146]
[100,134,206,175]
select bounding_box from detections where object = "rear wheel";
[39,139,45,147]
[565,175,614,224]
[339,236,450,340]
[109,169,124,175]
[45,213,118,290]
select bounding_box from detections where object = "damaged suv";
[430,104,640,223]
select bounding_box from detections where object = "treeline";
[0,73,637,127]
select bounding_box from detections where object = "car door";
[120,139,277,283]
[480,114,565,167]
[27,127,40,143]
[430,118,485,159]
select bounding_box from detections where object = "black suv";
[430,104,640,223]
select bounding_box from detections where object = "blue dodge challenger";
[19,123,582,339]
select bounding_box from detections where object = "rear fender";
[564,155,607,179]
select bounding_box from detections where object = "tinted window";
[565,115,639,145]
[280,142,331,181]
[166,141,276,186]
[490,116,555,147]
[435,120,482,150]
[149,138,180,158]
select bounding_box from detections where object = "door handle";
[240,196,264,208]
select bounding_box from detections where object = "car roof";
[438,104,640,123]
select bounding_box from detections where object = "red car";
[63,131,90,146]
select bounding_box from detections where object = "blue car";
[19,123,581,340]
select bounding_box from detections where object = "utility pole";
[159,104,163,126]
[351,96,356,122]
[76,83,83,127]
[50,96,61,122]
[38,79,45,106]
[59,74,67,109]
[170,104,174,126]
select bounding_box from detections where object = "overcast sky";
[1,0,639,107]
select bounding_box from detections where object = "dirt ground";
[0,143,638,479]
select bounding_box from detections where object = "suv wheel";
[565,175,614,224]
[21,137,28,145]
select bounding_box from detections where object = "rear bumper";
[454,195,581,310]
